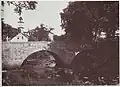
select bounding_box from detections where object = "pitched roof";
[10,32,29,41]
[21,33,29,38]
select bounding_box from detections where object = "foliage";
[1,22,53,41]
[28,24,53,41]
[60,2,119,84]
[2,21,20,41]
[1,1,38,16]
[53,35,66,41]
[1,1,38,41]
[60,1,119,43]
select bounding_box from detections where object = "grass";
[2,68,119,86]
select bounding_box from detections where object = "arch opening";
[20,50,74,84]
[21,50,66,68]
[20,50,68,79]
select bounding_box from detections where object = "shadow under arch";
[21,50,66,68]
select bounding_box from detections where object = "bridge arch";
[21,50,66,69]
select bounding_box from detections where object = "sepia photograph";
[1,0,119,86]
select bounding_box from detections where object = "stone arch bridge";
[2,41,75,68]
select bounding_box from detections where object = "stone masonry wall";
[2,41,75,68]
[2,41,50,68]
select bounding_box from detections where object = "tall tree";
[61,2,119,82]
[60,1,119,43]
[28,24,53,41]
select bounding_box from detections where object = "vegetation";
[2,1,119,85]
[60,1,119,85]
[28,24,53,41]
[2,22,53,41]
[1,1,38,41]
[2,22,20,41]
[1,1,38,16]
[1,1,54,41]
[60,1,119,42]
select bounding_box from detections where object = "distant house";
[10,33,28,42]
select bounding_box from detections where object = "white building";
[10,33,28,42]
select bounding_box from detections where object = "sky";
[3,1,68,36]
